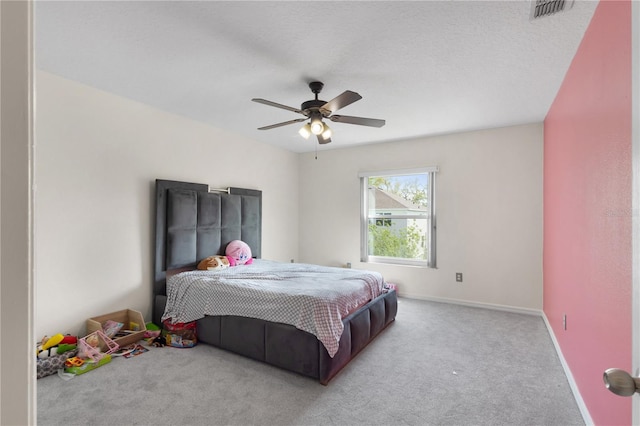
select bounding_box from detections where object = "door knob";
[603,368,640,396]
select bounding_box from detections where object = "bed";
[153,179,397,384]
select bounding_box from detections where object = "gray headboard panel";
[154,179,262,322]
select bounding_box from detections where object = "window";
[359,167,437,267]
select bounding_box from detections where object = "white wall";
[299,123,543,311]
[34,71,299,338]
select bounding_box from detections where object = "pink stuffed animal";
[225,240,253,265]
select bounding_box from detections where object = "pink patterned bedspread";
[162,260,384,357]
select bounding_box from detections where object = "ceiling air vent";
[530,0,573,19]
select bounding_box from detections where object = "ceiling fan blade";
[328,115,386,128]
[252,98,303,114]
[317,134,332,145]
[258,118,306,130]
[320,90,362,115]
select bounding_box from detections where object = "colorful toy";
[41,334,64,351]
[37,334,78,359]
[78,330,118,361]
[151,335,166,347]
[102,320,124,338]
[197,255,230,271]
[64,357,84,367]
[37,347,58,359]
[59,335,77,345]
[37,347,79,379]
[56,344,77,355]
[162,320,197,348]
[146,322,161,332]
[225,240,253,265]
[142,322,162,345]
[65,354,112,375]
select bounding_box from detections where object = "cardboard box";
[86,309,146,348]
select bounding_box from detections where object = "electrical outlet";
[455,272,463,282]
[563,314,567,330]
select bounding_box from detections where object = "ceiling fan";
[252,81,385,145]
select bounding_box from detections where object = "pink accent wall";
[544,1,632,424]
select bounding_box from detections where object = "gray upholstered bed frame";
[154,179,397,384]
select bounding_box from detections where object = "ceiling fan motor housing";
[301,99,328,117]
[303,82,329,116]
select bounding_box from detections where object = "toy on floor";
[37,334,78,359]
[64,354,112,375]
[143,325,162,345]
[36,334,80,379]
[102,320,124,338]
[78,330,118,362]
[64,357,84,367]
[151,335,166,347]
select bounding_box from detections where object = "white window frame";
[359,167,438,268]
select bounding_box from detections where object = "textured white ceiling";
[35,1,598,153]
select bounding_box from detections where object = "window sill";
[363,257,434,269]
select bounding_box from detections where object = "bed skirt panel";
[196,315,221,346]
[220,316,265,362]
[194,289,397,384]
[265,322,320,378]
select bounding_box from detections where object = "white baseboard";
[398,294,593,425]
[541,312,594,425]
[399,293,542,316]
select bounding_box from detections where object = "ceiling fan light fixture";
[321,123,332,139]
[298,123,312,139]
[310,116,324,135]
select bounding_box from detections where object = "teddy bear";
[197,255,231,271]
[225,240,253,266]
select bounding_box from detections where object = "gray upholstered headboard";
[153,179,262,324]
